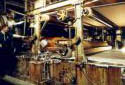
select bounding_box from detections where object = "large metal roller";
[0,15,8,28]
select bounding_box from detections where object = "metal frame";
[31,0,87,84]
[92,9,117,28]
[29,0,74,14]
[92,1,125,8]
[6,1,24,8]
[31,0,86,61]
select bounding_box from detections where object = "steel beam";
[29,0,74,14]
[92,9,118,28]
[6,1,24,8]
[8,9,25,16]
[74,0,87,85]
[91,15,113,28]
[74,0,86,62]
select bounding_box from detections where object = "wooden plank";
[29,61,43,83]
[86,65,108,85]
[77,67,87,85]
[86,65,122,85]
[50,61,75,84]
[107,67,122,85]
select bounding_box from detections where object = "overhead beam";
[8,9,25,16]
[6,1,24,8]
[92,9,118,28]
[92,2,125,8]
[90,15,113,28]
[28,0,74,15]
[83,22,99,27]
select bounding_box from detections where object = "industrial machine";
[1,0,125,85]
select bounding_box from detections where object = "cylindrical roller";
[83,7,93,16]
[39,14,57,22]
[39,14,68,27]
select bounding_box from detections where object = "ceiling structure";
[83,1,125,28]
[93,2,125,27]
[83,17,106,27]
[0,0,125,28]
[6,0,24,13]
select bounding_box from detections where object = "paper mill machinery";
[1,0,125,85]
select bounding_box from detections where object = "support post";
[32,0,46,54]
[74,0,87,85]
[24,0,28,35]
[4,0,6,13]
[74,0,85,62]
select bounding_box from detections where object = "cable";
[41,21,48,32]
[81,67,105,85]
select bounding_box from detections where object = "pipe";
[6,1,24,8]
[91,15,113,28]
[8,9,25,16]
[39,14,69,27]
